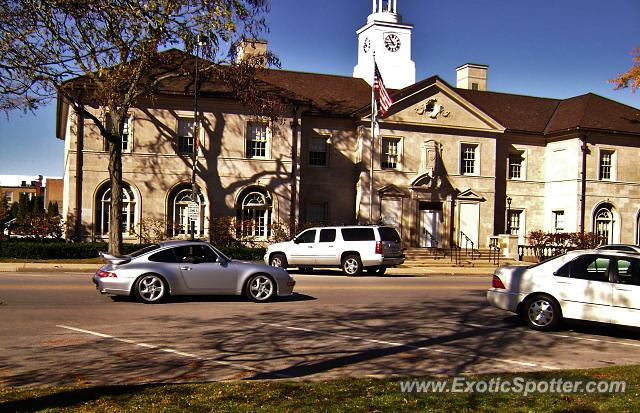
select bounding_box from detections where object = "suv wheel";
[342,254,362,276]
[270,253,288,269]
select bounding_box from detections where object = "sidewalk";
[0,261,506,276]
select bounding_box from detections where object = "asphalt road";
[1,270,640,387]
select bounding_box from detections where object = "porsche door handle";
[180,266,193,271]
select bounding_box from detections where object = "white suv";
[265,225,405,276]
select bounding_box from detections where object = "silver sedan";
[93,240,296,303]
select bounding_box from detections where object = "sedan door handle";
[180,266,193,271]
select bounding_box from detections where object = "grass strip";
[1,365,639,412]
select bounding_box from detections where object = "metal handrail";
[449,242,461,266]
[424,228,439,258]
[460,231,475,260]
[488,236,500,266]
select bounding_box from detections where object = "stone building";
[57,1,640,247]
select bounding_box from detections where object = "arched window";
[95,183,137,237]
[594,206,614,244]
[168,186,204,237]
[237,189,272,239]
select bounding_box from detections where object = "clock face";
[384,33,401,52]
[363,38,371,54]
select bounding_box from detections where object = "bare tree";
[0,0,277,254]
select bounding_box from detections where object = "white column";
[372,0,376,13]
[393,0,397,13]
[378,0,382,13]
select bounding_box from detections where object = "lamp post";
[506,196,512,234]
[190,34,208,240]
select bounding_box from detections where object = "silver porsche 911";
[93,240,296,303]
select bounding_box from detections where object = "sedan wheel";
[524,294,562,331]
[134,274,167,304]
[247,274,275,302]
[342,254,362,276]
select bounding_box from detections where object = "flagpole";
[369,55,376,225]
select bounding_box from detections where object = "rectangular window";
[105,114,131,152]
[178,119,195,155]
[508,210,521,236]
[553,211,565,232]
[600,150,614,180]
[381,138,401,169]
[461,144,478,175]
[4,191,13,203]
[309,136,328,166]
[246,123,268,158]
[508,152,524,179]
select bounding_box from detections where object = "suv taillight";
[95,270,117,278]
[492,275,505,289]
[375,241,382,254]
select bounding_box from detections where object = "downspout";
[579,131,588,235]
[75,110,84,241]
[289,106,302,232]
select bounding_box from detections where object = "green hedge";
[218,246,266,262]
[0,241,147,259]
[0,240,265,261]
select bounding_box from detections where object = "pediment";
[410,173,433,188]
[378,80,506,133]
[378,184,406,197]
[457,188,486,202]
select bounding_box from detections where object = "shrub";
[0,240,150,259]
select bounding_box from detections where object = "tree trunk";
[107,138,123,255]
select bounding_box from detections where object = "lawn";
[1,366,638,412]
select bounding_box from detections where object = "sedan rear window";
[378,227,401,242]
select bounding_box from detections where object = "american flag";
[373,62,393,116]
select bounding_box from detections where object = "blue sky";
[1,0,639,177]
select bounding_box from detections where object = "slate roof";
[62,48,640,136]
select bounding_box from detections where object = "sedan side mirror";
[293,238,300,244]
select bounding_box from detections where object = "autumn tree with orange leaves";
[610,47,640,93]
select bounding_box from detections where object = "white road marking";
[56,325,289,377]
[262,322,557,370]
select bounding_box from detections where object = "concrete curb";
[0,262,500,276]
[0,263,99,273]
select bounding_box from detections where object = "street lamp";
[190,34,209,240]
[506,196,512,234]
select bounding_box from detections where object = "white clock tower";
[353,0,416,89]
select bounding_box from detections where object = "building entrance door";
[419,202,441,248]
[459,202,479,247]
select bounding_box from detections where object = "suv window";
[296,229,316,244]
[378,227,401,242]
[341,228,375,241]
[319,229,336,243]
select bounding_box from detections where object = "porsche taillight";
[95,270,117,278]
[492,275,505,289]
